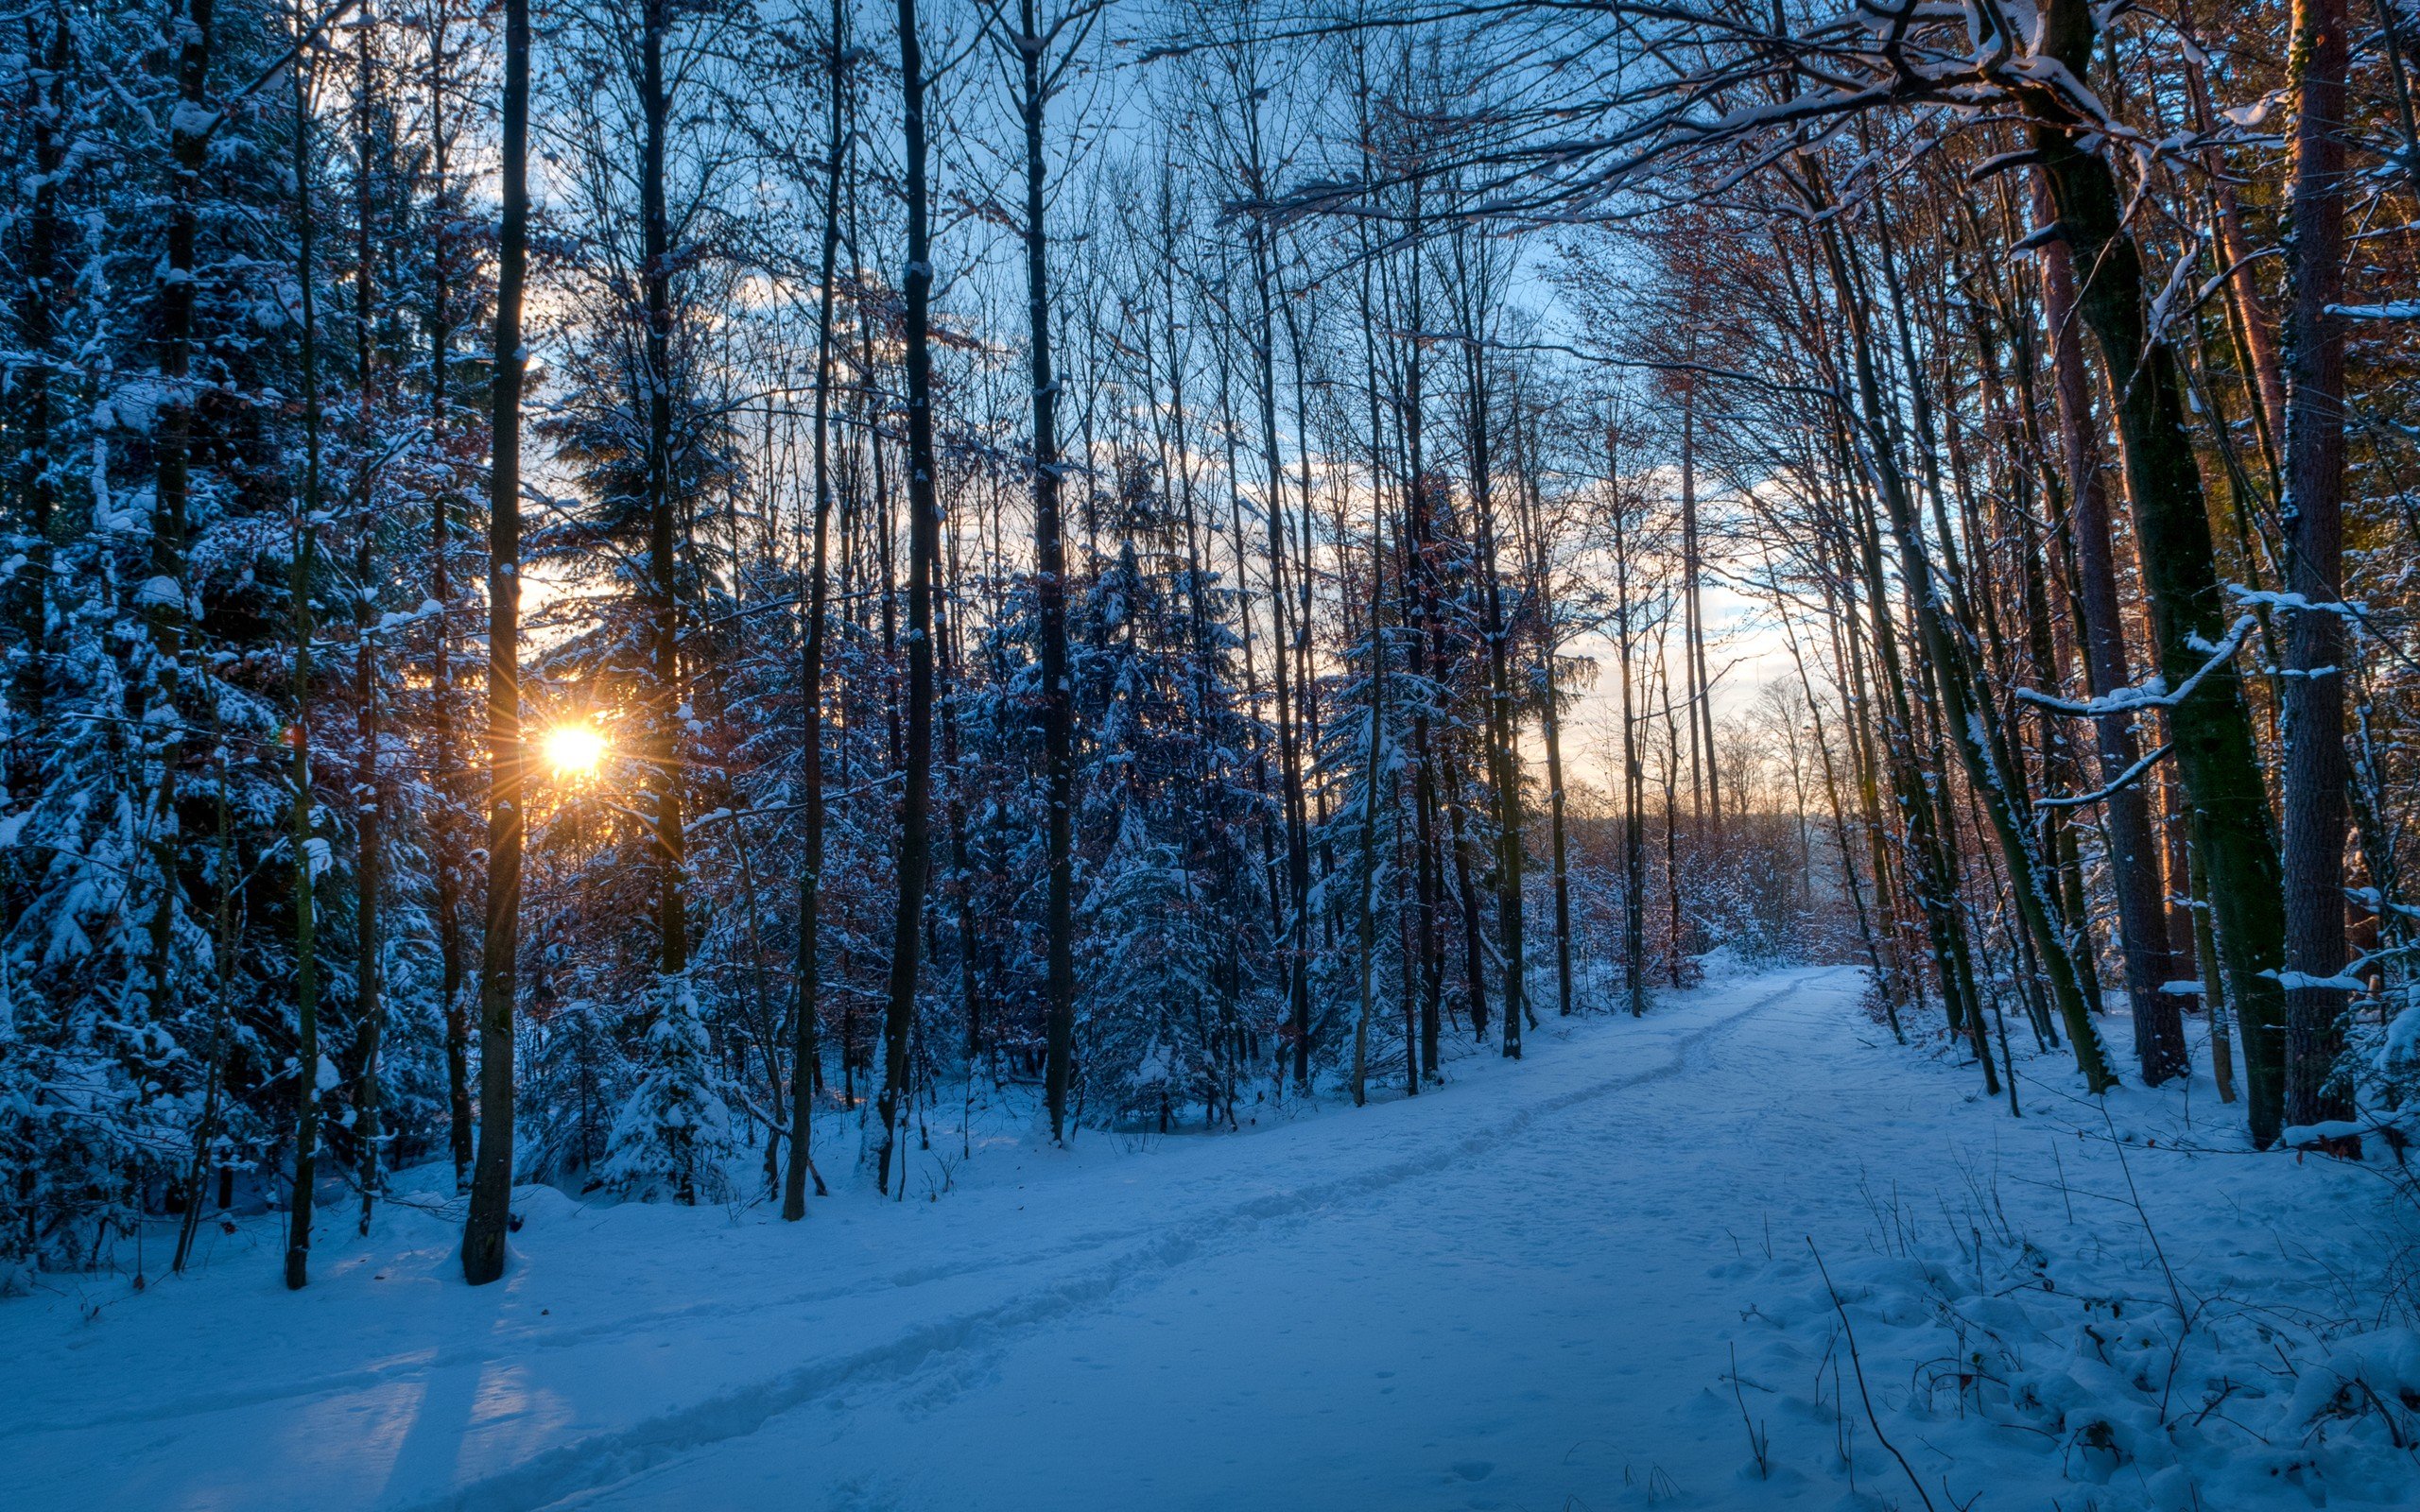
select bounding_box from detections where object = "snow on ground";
[4,965,2412,1511]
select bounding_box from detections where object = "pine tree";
[602,975,734,1202]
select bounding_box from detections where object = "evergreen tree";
[601,975,734,1202]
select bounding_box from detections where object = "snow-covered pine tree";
[2,0,339,1271]
[602,974,735,1203]
[1309,575,1419,1102]
[1064,454,1274,1124]
[522,991,627,1190]
[1076,808,1225,1130]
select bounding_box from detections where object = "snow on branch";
[2329,300,2420,320]
[2228,584,2365,617]
[2014,615,2258,717]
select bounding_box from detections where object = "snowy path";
[8,965,2402,1511]
[562,969,1841,1512]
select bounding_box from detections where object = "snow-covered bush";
[600,977,736,1204]
[523,996,630,1190]
[1733,1154,2420,1509]
[1077,814,1231,1130]
[2342,974,2420,1162]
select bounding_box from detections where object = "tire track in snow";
[398,969,1847,1512]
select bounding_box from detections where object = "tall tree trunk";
[1679,379,1720,849]
[1464,338,1525,1056]
[461,0,530,1286]
[1280,304,1328,889]
[1396,257,1445,1070]
[1608,431,1647,1017]
[1016,0,1078,1145]
[2179,0,2290,474]
[2280,0,2356,1145]
[1829,209,2110,1090]
[284,35,323,1291]
[783,0,844,1222]
[1250,238,1313,1091]
[2039,226,2185,1080]
[1829,411,1993,1090]
[642,0,687,998]
[2030,0,2290,1143]
[1524,454,1573,1020]
[874,0,939,1195]
[147,0,210,1071]
[426,7,474,1189]
[1827,541,1912,1015]
[352,27,389,1236]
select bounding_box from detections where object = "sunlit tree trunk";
[2038,228,2184,1080]
[2030,0,2289,1143]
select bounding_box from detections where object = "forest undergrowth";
[1729,1009,2420,1512]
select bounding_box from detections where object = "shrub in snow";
[1737,1164,2420,1510]
[1305,668,1415,1085]
[2342,974,2420,1157]
[524,997,630,1189]
[601,977,736,1204]
[0,1040,151,1269]
[1077,813,1230,1131]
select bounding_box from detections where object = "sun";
[544,723,608,779]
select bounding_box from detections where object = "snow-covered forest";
[4,0,2420,1504]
